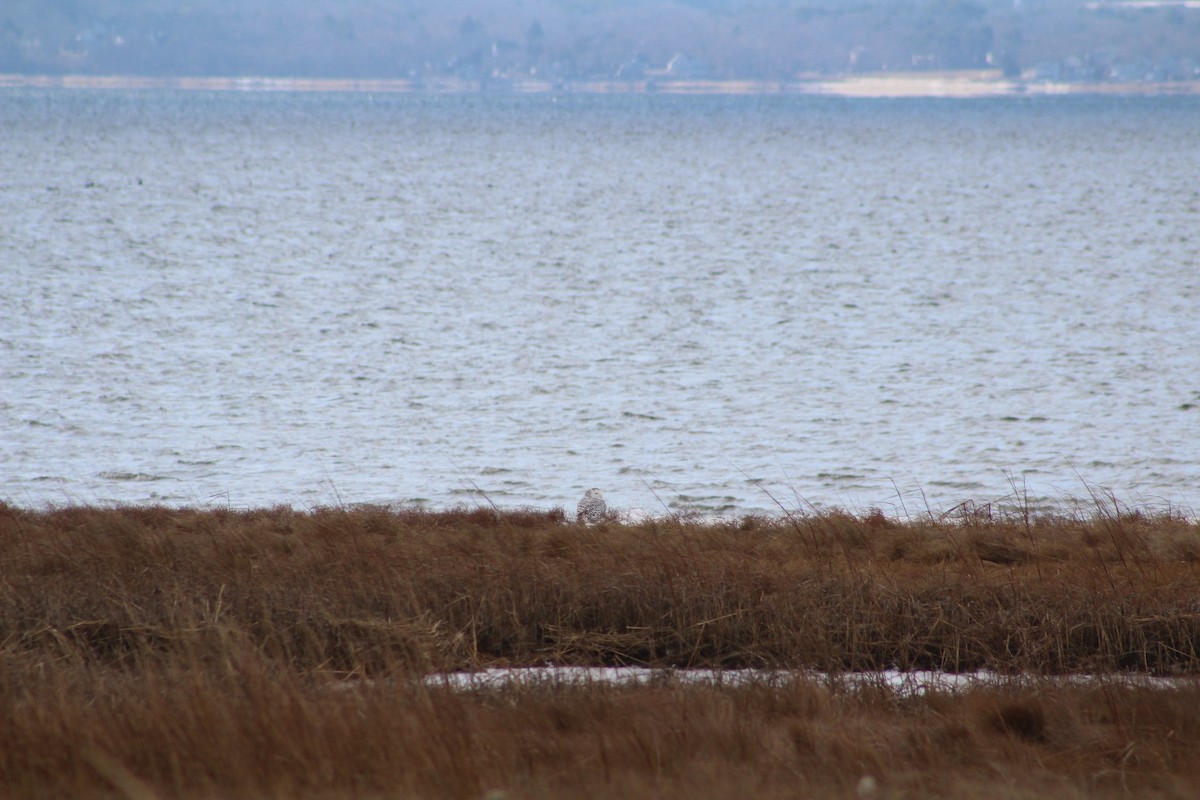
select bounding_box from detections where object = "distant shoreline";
[5,70,1200,98]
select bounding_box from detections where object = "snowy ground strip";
[422,666,1198,695]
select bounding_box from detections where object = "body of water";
[3,90,1198,516]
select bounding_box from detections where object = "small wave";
[97,471,168,482]
[928,480,986,490]
[622,411,664,421]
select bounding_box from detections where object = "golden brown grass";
[4,653,1200,799]
[3,501,1200,797]
[3,501,1199,674]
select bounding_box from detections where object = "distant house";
[1030,61,1062,80]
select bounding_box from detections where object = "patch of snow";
[422,666,1196,695]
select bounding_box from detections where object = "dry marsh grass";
[3,501,1200,797]
[3,501,1199,675]
[4,655,1200,799]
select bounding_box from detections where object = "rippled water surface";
[3,90,1199,515]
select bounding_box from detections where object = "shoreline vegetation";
[5,70,1200,97]
[4,501,1200,797]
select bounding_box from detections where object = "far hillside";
[2,0,1199,82]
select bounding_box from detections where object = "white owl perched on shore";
[576,488,607,524]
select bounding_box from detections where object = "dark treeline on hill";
[3,0,1199,82]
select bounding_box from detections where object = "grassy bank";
[5,661,1200,799]
[3,502,1199,675]
[3,501,1200,797]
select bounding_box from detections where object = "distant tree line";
[2,0,1198,82]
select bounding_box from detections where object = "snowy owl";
[576,488,607,524]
